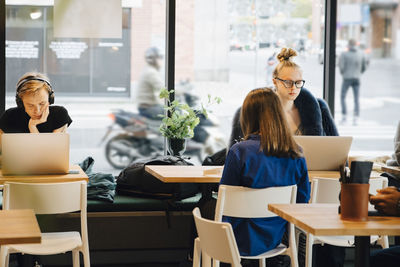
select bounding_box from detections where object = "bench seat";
[0,191,201,266]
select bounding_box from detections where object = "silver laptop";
[1,133,70,175]
[293,136,353,171]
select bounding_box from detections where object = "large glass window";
[335,1,398,156]
[175,0,325,163]
[5,1,166,174]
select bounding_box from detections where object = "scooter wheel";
[105,137,136,169]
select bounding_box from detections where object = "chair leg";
[259,258,266,267]
[203,253,211,267]
[72,249,80,267]
[305,233,314,267]
[213,258,220,267]
[193,238,201,267]
[0,245,9,267]
[82,245,91,267]
[288,224,299,267]
[378,236,389,249]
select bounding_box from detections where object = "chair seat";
[241,243,288,259]
[9,231,82,255]
[315,235,380,247]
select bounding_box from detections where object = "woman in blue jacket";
[220,88,310,257]
[227,48,342,267]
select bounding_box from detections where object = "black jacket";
[228,88,339,148]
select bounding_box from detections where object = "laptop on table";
[1,133,70,175]
[293,136,353,171]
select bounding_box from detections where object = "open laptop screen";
[1,133,70,175]
[293,136,353,171]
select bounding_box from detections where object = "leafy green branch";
[158,88,221,139]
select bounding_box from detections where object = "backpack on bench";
[116,155,200,200]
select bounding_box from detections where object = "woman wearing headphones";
[0,72,72,134]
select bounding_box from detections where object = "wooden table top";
[145,165,341,183]
[145,165,223,183]
[268,203,400,236]
[381,165,400,177]
[0,164,88,185]
[0,209,41,245]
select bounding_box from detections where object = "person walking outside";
[338,39,367,126]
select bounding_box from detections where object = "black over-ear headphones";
[15,77,55,108]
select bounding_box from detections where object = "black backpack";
[116,155,200,200]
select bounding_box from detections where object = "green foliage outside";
[158,88,221,140]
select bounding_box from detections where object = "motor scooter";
[100,107,225,169]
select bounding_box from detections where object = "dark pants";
[370,246,400,267]
[340,78,360,117]
[313,244,345,267]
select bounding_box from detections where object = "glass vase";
[167,138,186,157]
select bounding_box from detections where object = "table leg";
[197,184,217,220]
[354,236,370,267]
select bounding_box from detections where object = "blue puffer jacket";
[228,88,339,148]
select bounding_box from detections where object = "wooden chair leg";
[0,245,9,267]
[72,249,80,267]
[305,233,314,267]
[193,238,201,267]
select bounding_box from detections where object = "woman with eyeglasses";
[229,47,338,148]
[227,48,342,267]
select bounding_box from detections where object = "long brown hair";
[240,88,302,158]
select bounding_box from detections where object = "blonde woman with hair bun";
[229,47,339,148]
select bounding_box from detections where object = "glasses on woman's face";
[275,77,305,89]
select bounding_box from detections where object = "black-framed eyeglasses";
[275,77,305,89]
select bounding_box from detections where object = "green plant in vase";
[158,88,221,156]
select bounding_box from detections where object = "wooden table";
[145,165,341,183]
[0,164,88,185]
[381,165,400,177]
[268,203,400,267]
[0,209,41,245]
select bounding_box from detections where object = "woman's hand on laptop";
[28,103,49,133]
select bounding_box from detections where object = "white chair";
[0,181,90,267]
[192,207,242,267]
[214,184,298,267]
[305,177,389,267]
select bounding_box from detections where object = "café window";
[6,5,131,97]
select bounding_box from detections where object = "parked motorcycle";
[100,102,226,169]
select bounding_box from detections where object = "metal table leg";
[354,236,370,267]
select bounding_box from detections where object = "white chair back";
[1,181,90,267]
[310,178,341,204]
[215,185,297,221]
[192,207,241,267]
[3,181,86,214]
[310,177,389,204]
